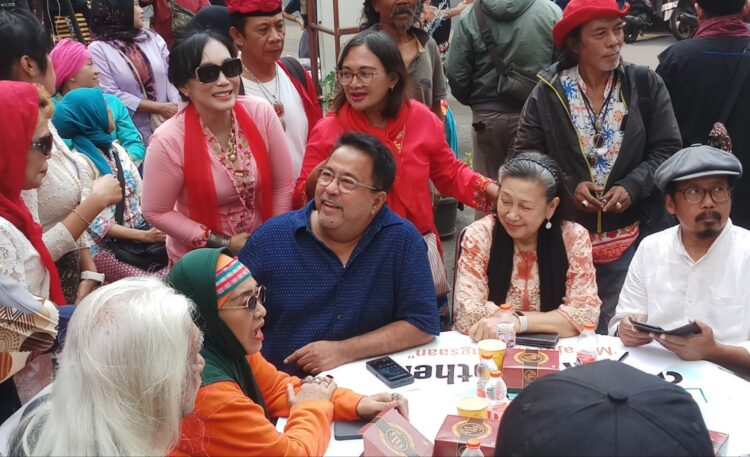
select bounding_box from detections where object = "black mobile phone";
[334,420,368,440]
[365,356,414,388]
[664,322,702,336]
[633,321,701,336]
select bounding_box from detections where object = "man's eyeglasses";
[676,186,731,204]
[220,285,265,314]
[195,58,243,84]
[317,168,382,193]
[30,134,53,157]
[335,69,383,86]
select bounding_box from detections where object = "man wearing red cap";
[656,0,750,230]
[512,0,682,334]
[228,0,322,179]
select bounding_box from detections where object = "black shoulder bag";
[474,0,539,105]
[108,148,168,271]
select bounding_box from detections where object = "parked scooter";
[623,0,663,43]
[662,0,697,40]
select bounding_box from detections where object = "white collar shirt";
[610,219,750,353]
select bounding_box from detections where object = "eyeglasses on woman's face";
[194,58,243,84]
[220,285,266,315]
[317,168,381,193]
[335,69,383,86]
[30,133,53,157]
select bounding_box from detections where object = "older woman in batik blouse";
[454,153,600,340]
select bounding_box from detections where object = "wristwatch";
[80,270,105,285]
[514,311,528,333]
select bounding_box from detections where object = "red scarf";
[278,61,323,139]
[336,101,417,222]
[0,82,65,305]
[183,101,273,234]
[695,15,750,38]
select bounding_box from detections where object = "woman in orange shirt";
[166,247,408,456]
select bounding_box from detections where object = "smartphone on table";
[365,356,414,388]
[334,420,368,440]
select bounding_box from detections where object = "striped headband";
[215,258,252,305]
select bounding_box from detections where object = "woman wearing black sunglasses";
[142,31,294,262]
[0,82,69,415]
[1,8,124,306]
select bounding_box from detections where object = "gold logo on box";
[514,351,549,365]
[451,420,492,440]
[378,422,415,456]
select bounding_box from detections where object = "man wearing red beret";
[512,0,682,334]
[228,0,322,179]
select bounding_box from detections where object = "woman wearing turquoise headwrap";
[166,247,409,456]
[52,87,167,282]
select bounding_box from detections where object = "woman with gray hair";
[8,278,205,456]
[453,152,601,340]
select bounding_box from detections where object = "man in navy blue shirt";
[239,132,439,376]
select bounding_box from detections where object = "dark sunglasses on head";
[30,133,53,157]
[194,58,243,84]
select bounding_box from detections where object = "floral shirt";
[85,143,147,253]
[560,65,639,263]
[200,114,258,237]
[452,216,601,333]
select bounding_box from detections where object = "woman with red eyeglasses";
[142,31,294,262]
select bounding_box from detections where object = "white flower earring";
[545,218,552,230]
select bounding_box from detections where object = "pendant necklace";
[578,72,617,166]
[226,125,238,162]
[245,64,286,130]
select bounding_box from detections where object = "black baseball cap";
[495,360,713,456]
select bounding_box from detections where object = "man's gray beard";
[389,1,421,32]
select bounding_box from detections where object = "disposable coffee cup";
[478,339,506,369]
[457,396,488,419]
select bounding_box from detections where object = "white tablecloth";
[276,331,750,456]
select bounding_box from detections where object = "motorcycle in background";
[623,0,662,43]
[662,0,698,40]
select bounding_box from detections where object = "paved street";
[283,14,677,288]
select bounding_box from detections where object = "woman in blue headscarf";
[52,87,168,281]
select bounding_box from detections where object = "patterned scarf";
[91,0,157,101]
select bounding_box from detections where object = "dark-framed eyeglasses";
[194,58,243,84]
[220,285,266,314]
[676,185,731,204]
[335,69,383,86]
[317,168,382,193]
[30,133,53,157]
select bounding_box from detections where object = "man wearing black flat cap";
[610,145,750,374]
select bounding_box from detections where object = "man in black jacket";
[656,0,750,229]
[513,0,682,333]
